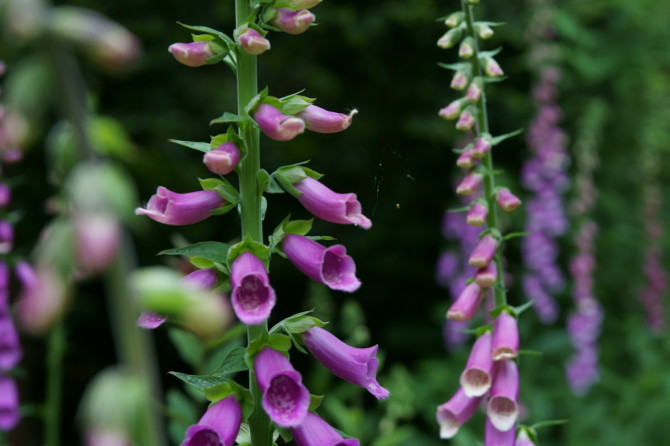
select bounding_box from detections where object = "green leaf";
[227,237,271,266]
[215,346,248,376]
[210,112,248,125]
[280,94,315,115]
[159,241,230,264]
[257,169,271,193]
[529,419,569,430]
[284,315,327,334]
[308,394,325,411]
[491,129,523,146]
[456,324,492,336]
[267,334,292,352]
[437,62,469,71]
[199,177,224,190]
[512,299,535,317]
[214,180,240,204]
[168,371,228,391]
[284,219,313,236]
[177,22,231,43]
[518,349,543,356]
[168,139,211,153]
[168,329,204,368]
[447,205,471,213]
[502,231,530,241]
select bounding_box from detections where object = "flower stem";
[462,0,507,308]
[234,1,272,445]
[44,323,65,446]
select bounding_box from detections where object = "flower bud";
[456,109,476,131]
[236,27,271,56]
[168,41,215,67]
[439,100,463,120]
[447,282,483,321]
[203,142,240,175]
[297,105,356,133]
[456,172,482,196]
[475,261,498,288]
[437,28,462,49]
[484,57,504,77]
[469,234,498,267]
[450,71,468,90]
[74,213,121,274]
[467,201,488,226]
[477,23,494,39]
[496,188,522,212]
[456,148,475,169]
[471,134,492,158]
[253,104,305,141]
[465,78,483,102]
[271,8,315,35]
[459,37,474,59]
[445,12,464,28]
[492,312,519,360]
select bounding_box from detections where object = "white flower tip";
[492,348,516,361]
[487,397,518,431]
[460,369,491,397]
[438,417,459,439]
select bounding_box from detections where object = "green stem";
[462,0,507,308]
[44,324,65,446]
[234,2,272,446]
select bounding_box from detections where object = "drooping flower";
[181,395,242,446]
[236,28,271,56]
[0,220,13,254]
[496,189,522,212]
[456,172,483,196]
[456,109,476,131]
[293,177,371,229]
[484,416,516,446]
[203,142,240,175]
[459,331,494,397]
[282,234,361,292]
[302,327,389,400]
[0,317,22,371]
[297,105,357,134]
[492,312,518,360]
[447,282,483,321]
[469,234,498,267]
[271,8,315,35]
[436,388,482,439]
[467,201,488,226]
[475,261,498,288]
[15,262,69,336]
[439,100,462,120]
[230,252,276,325]
[291,412,360,446]
[0,375,20,430]
[74,213,121,273]
[486,360,519,432]
[135,187,224,226]
[253,104,305,141]
[168,41,215,67]
[254,347,309,427]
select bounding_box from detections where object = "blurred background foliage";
[1,0,670,445]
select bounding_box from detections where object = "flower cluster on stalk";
[134,1,387,444]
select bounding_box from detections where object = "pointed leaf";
[169,139,211,153]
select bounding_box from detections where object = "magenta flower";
[466,79,482,102]
[451,71,468,90]
[456,149,476,169]
[230,252,276,325]
[296,105,357,134]
[447,282,483,321]
[15,262,68,336]
[204,142,240,175]
[456,172,483,196]
[294,177,371,229]
[439,100,462,120]
[181,395,242,446]
[436,388,482,439]
[282,234,361,292]
[253,104,305,141]
[0,262,8,315]
[237,28,270,56]
[0,220,13,254]
[475,261,498,288]
[0,316,21,371]
[291,412,360,446]
[466,201,488,226]
[302,327,389,400]
[496,189,522,212]
[74,213,121,273]
[271,8,315,35]
[136,312,167,330]
[0,375,19,430]
[168,41,215,67]
[456,109,476,131]
[471,135,492,158]
[485,417,516,446]
[460,331,494,397]
[135,187,224,226]
[487,360,519,432]
[469,234,498,268]
[254,347,309,427]
[0,183,10,208]
[492,312,518,360]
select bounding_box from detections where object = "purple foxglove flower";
[515,429,535,446]
[475,261,498,288]
[282,234,361,292]
[302,326,389,400]
[485,417,516,446]
[492,312,518,360]
[466,79,482,102]
[0,375,19,430]
[466,201,488,226]
[0,220,13,254]
[136,312,167,330]
[135,187,224,226]
[203,142,240,175]
[230,252,276,325]
[451,71,468,90]
[436,251,459,287]
[253,104,305,141]
[0,183,10,208]
[456,149,476,169]
[74,213,121,273]
[254,347,309,427]
[456,109,476,131]
[16,262,69,336]
[168,41,215,67]
[439,100,462,120]
[469,234,498,268]
[271,8,315,35]
[181,395,242,446]
[471,135,492,158]
[447,282,483,321]
[436,388,482,439]
[477,23,494,39]
[487,360,519,431]
[292,412,360,446]
[496,189,522,212]
[485,58,504,77]
[456,172,483,196]
[459,38,474,58]
[296,105,357,134]
[459,331,494,397]
[0,262,8,314]
[294,177,371,229]
[237,28,271,56]
[85,429,131,446]
[0,316,22,370]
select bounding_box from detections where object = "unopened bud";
[459,37,474,59]
[456,172,482,196]
[456,148,475,169]
[450,71,468,91]
[445,12,464,28]
[496,188,522,212]
[439,100,463,120]
[484,57,504,77]
[477,23,494,39]
[271,8,315,35]
[236,27,271,56]
[437,28,462,49]
[74,213,121,274]
[203,142,241,175]
[466,201,488,226]
[16,262,70,336]
[168,41,215,67]
[465,78,483,102]
[456,109,476,131]
[470,134,491,158]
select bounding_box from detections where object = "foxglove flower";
[236,28,270,56]
[293,177,371,229]
[253,104,305,141]
[0,262,8,315]
[230,252,276,325]
[0,183,9,208]
[456,172,483,195]
[466,79,482,102]
[459,332,493,397]
[0,317,21,370]
[292,412,360,446]
[302,327,389,400]
[74,213,121,273]
[459,37,474,58]
[487,360,519,431]
[136,312,167,330]
[475,261,498,288]
[297,105,357,134]
[283,234,361,292]
[484,58,504,77]
[0,220,12,254]
[492,312,518,360]
[203,142,240,175]
[254,347,309,427]
[15,262,68,336]
[437,28,462,49]
[271,8,315,35]
[467,201,488,226]
[456,109,476,131]
[169,41,215,67]
[469,234,498,267]
[436,388,482,439]
[451,71,468,90]
[439,100,462,120]
[485,417,516,446]
[447,282,483,321]
[477,23,494,39]
[456,149,475,169]
[496,189,521,212]
[0,375,19,430]
[135,187,224,226]
[181,395,242,446]
[471,135,491,158]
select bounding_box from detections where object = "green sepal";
[456,324,492,336]
[244,332,291,369]
[491,129,523,146]
[227,235,272,269]
[273,163,323,197]
[268,216,314,252]
[529,419,569,430]
[270,310,327,335]
[490,304,515,318]
[308,394,325,411]
[478,227,502,240]
[210,112,248,126]
[168,139,211,153]
[502,231,530,241]
[177,22,235,47]
[278,91,315,115]
[437,62,470,71]
[478,47,503,59]
[245,86,270,116]
[275,427,293,444]
[159,241,230,265]
[447,205,471,213]
[511,299,535,317]
[257,169,284,194]
[199,177,240,207]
